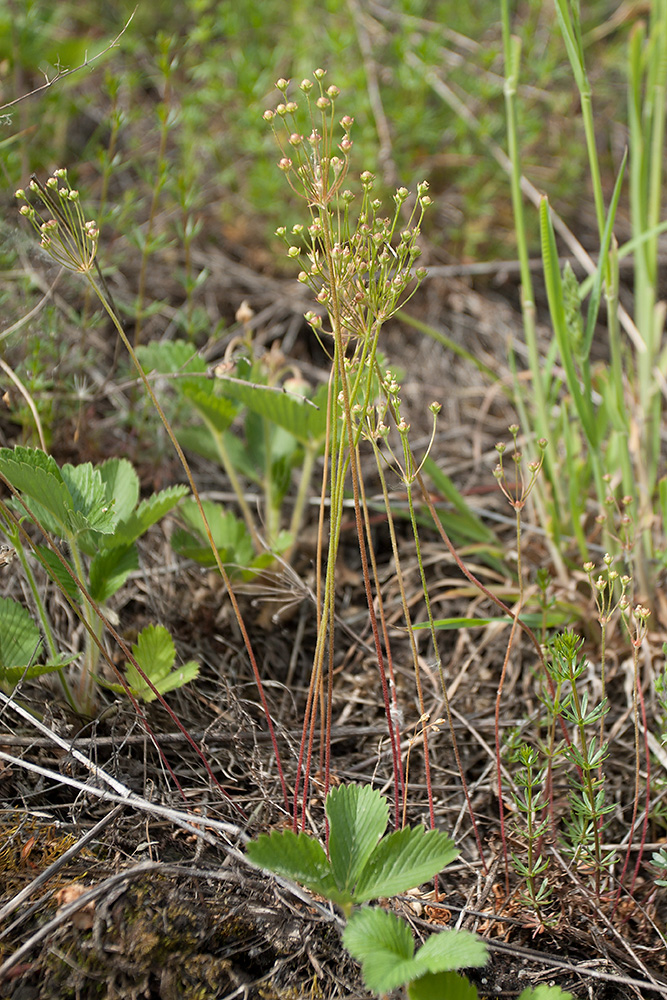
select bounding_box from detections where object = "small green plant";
[653,846,667,887]
[136,334,328,571]
[247,783,486,998]
[247,783,573,999]
[545,631,613,895]
[0,445,192,713]
[508,740,553,926]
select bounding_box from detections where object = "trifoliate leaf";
[344,909,487,995]
[123,624,199,702]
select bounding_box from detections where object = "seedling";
[248,783,573,999]
[0,446,193,713]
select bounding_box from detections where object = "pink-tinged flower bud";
[278,158,292,172]
[316,97,330,110]
[276,78,289,91]
[47,176,58,188]
[263,110,275,121]
[19,205,30,215]
[339,138,352,153]
[14,189,25,200]
[288,133,302,146]
[326,85,340,98]
[285,101,298,113]
[300,79,313,92]
[287,246,300,258]
[313,68,326,80]
[340,115,354,129]
[276,103,287,116]
[316,288,328,303]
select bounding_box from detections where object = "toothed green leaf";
[89,544,138,603]
[344,908,487,995]
[106,484,189,548]
[123,624,199,702]
[97,457,140,525]
[218,378,328,445]
[182,385,238,434]
[408,971,481,1000]
[246,828,340,900]
[326,784,388,893]
[0,596,42,673]
[354,826,458,902]
[34,545,80,602]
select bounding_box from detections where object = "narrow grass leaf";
[422,457,498,545]
[412,609,572,630]
[326,784,389,893]
[582,149,628,356]
[539,198,596,446]
[354,827,458,902]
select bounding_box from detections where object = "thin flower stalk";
[16,171,289,812]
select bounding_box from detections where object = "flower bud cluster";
[15,168,98,273]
